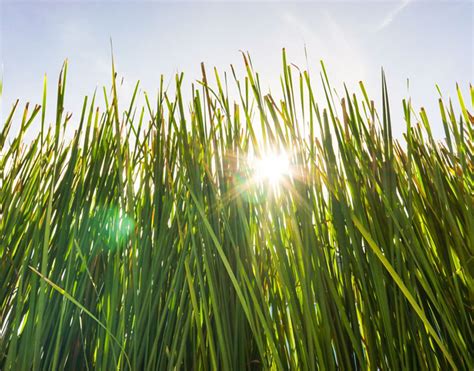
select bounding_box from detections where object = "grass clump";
[1,50,473,370]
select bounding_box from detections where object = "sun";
[252,151,290,187]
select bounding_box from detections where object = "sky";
[1,0,473,142]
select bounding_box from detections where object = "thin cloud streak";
[376,0,412,31]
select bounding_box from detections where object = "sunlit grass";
[0,50,472,370]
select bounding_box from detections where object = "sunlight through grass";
[1,50,472,370]
[252,151,291,187]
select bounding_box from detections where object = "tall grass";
[1,50,472,370]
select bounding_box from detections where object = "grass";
[1,50,473,370]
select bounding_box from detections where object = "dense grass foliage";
[1,51,473,370]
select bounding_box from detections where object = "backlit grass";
[1,50,473,370]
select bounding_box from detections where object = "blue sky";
[1,0,473,141]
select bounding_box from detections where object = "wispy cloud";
[377,0,412,31]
